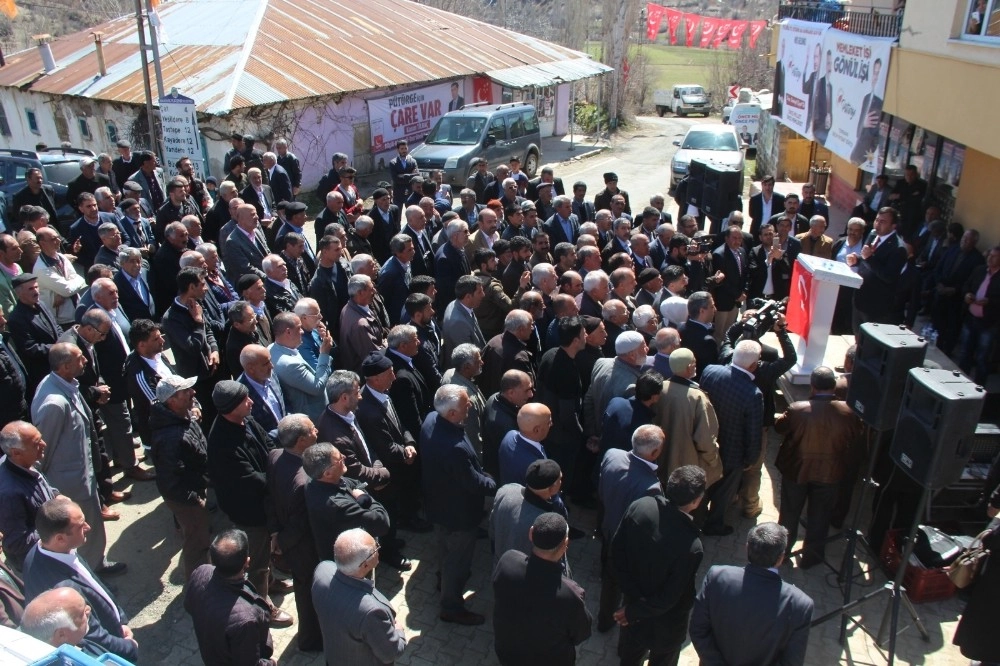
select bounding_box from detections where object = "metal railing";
[777,2,902,39]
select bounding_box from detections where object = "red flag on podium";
[787,261,813,342]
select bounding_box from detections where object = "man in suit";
[710,226,749,344]
[66,158,111,210]
[796,214,834,259]
[338,275,387,375]
[466,159,496,204]
[698,340,763,536]
[309,234,351,337]
[266,414,322,652]
[957,245,1000,384]
[542,196,580,248]
[435,218,473,312]
[748,224,794,301]
[853,174,890,226]
[455,188,485,230]
[768,194,810,237]
[570,181,596,224]
[388,141,418,209]
[262,253,300,319]
[525,166,566,202]
[691,522,815,666]
[464,208,499,266]
[401,205,435,277]
[154,178,202,240]
[23,497,136,660]
[421,384,497,625]
[447,81,465,111]
[441,275,486,367]
[114,247,155,321]
[678,291,718,379]
[11,168,58,228]
[480,309,536,399]
[149,221,190,317]
[846,207,909,335]
[270,312,333,420]
[811,50,834,146]
[312,528,407,665]
[237,344,285,439]
[363,188,400,264]
[377,234,414,327]
[611,465,706,665]
[7,273,63,400]
[385,324,434,452]
[69,193,128,270]
[241,168,277,231]
[748,176,786,239]
[127,151,166,213]
[851,57,884,164]
[497,402,551,487]
[261,152,292,205]
[798,183,830,225]
[0,304,29,424]
[0,421,57,571]
[224,204,269,280]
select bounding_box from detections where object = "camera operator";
[719,306,797,518]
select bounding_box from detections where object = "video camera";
[687,238,714,255]
[734,298,788,341]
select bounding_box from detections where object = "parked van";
[670,84,711,117]
[409,102,543,187]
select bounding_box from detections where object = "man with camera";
[748,224,795,301]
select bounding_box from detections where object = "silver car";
[670,124,746,189]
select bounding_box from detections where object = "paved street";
[96,124,977,665]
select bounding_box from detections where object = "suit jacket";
[479,331,535,399]
[0,558,24,629]
[316,408,391,487]
[128,167,167,211]
[748,244,794,300]
[401,224,435,277]
[434,242,471,312]
[457,204,485,229]
[85,305,131,402]
[690,564,814,666]
[238,373,286,436]
[266,164,293,204]
[11,183,58,227]
[699,364,763,472]
[441,300,486,368]
[376,256,411,326]
[854,231,908,317]
[266,448,317,578]
[270,343,332,420]
[264,279,300,320]
[710,244,749,311]
[68,213,126,269]
[339,301,386,375]
[149,242,184,317]
[223,227,269,280]
[113,270,155,322]
[8,301,62,397]
[241,184,277,224]
[597,448,664,541]
[542,213,580,247]
[420,412,496,530]
[0,335,28,424]
[678,320,718,379]
[775,395,862,485]
[387,350,432,441]
[355,385,411,475]
[23,545,137,662]
[308,259,351,335]
[311,562,406,666]
[365,204,401,264]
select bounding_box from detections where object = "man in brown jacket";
[775,366,862,568]
[654,348,722,495]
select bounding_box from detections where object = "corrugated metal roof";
[0,0,610,115]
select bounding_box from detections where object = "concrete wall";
[953,148,1000,249]
[900,0,999,67]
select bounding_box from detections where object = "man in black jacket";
[7,273,62,401]
[482,369,534,477]
[678,291,718,379]
[846,207,909,335]
[612,465,706,666]
[149,375,209,582]
[492,512,592,666]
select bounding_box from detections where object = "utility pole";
[133,0,157,152]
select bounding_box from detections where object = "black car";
[0,147,95,228]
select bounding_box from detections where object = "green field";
[586,41,736,98]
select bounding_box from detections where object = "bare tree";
[707,28,774,103]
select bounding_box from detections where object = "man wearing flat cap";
[492,511,592,666]
[7,273,63,400]
[593,172,631,216]
[207,379,293,628]
[364,188,401,265]
[111,140,136,192]
[222,132,244,177]
[67,158,111,210]
[275,201,317,275]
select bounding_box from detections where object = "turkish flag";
[665,8,682,45]
[699,17,718,49]
[473,76,493,105]
[684,14,699,47]
[646,4,666,42]
[713,20,734,49]
[787,261,813,342]
[728,21,749,49]
[748,20,767,49]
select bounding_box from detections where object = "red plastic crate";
[879,529,957,603]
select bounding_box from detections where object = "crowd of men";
[0,134,994,666]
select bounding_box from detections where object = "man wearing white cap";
[66,158,111,210]
[149,373,211,582]
[583,330,649,448]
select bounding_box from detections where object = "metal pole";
[133,0,157,151]
[569,80,575,151]
[145,0,165,99]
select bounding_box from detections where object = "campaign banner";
[820,28,894,172]
[369,82,454,153]
[772,19,828,140]
[665,8,683,45]
[731,104,761,149]
[699,17,718,48]
[728,21,749,49]
[748,20,767,48]
[712,20,733,49]
[684,14,699,47]
[646,3,666,41]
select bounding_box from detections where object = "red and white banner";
[748,20,767,48]
[665,7,683,45]
[684,13,699,47]
[369,82,454,153]
[712,20,734,48]
[699,17,718,48]
[646,3,666,41]
[787,260,813,342]
[728,21,749,49]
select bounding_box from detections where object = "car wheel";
[678,110,686,117]
[657,107,665,117]
[524,151,539,178]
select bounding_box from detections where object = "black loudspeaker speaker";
[890,369,986,490]
[847,323,927,430]
[699,162,742,217]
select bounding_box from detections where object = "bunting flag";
[684,13,699,47]
[728,20,749,49]
[699,17,718,49]
[665,7,683,45]
[748,20,767,48]
[0,0,17,19]
[646,4,667,42]
[712,20,734,49]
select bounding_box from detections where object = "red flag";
[748,20,767,49]
[684,14,699,47]
[646,4,666,42]
[473,76,493,105]
[665,8,682,45]
[699,17,718,49]
[786,261,813,341]
[728,21,749,49]
[712,20,734,49]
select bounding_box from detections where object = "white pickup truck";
[653,85,711,117]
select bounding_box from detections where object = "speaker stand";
[811,486,932,665]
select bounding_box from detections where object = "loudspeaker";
[890,369,986,490]
[847,323,927,430]
[686,160,742,215]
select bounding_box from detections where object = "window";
[0,104,10,137]
[78,117,91,139]
[963,0,1000,39]
[26,109,39,134]
[507,114,525,139]
[522,110,539,134]
[487,116,506,142]
[106,121,118,144]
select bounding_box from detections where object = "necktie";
[254,233,268,256]
[133,277,150,306]
[872,237,881,251]
[350,422,374,464]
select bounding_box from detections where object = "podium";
[786,254,863,384]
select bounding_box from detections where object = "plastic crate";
[28,645,135,666]
[879,529,957,603]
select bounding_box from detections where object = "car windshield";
[424,117,487,145]
[680,87,705,96]
[682,131,738,151]
[43,160,84,185]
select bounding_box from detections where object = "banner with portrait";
[771,20,828,140]
[368,82,455,153]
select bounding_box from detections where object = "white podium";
[786,254,863,384]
